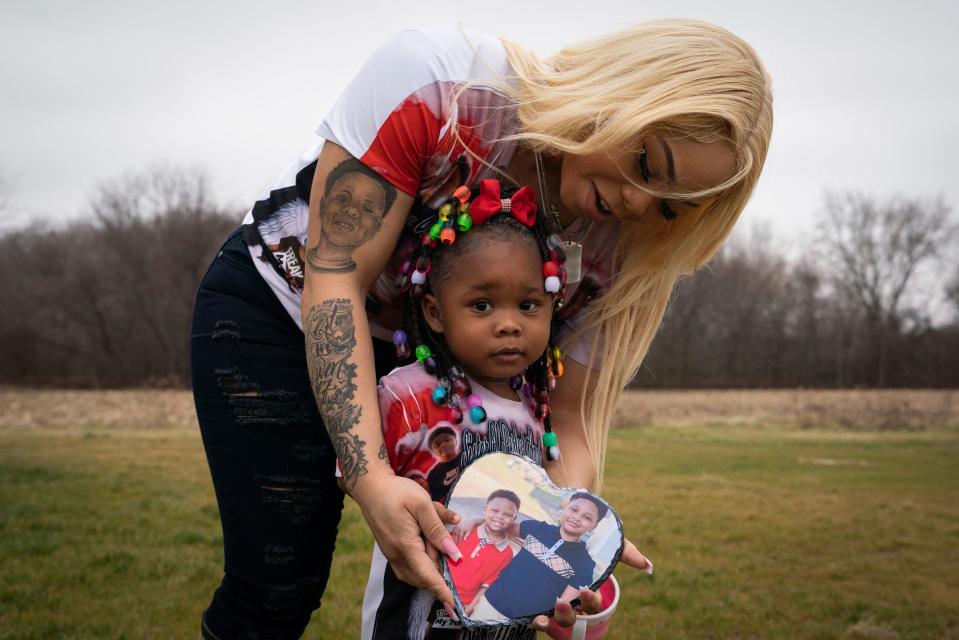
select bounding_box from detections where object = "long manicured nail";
[441,538,463,563]
[444,602,460,622]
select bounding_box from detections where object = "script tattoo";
[307,158,397,273]
[306,298,367,490]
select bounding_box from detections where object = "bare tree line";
[639,194,959,388]
[0,168,236,387]
[1,168,956,388]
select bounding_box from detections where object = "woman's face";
[558,136,737,224]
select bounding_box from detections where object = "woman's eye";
[472,301,492,312]
[660,201,678,221]
[637,143,652,183]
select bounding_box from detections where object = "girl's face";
[558,136,737,225]
[422,237,552,389]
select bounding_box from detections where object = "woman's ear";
[421,293,444,334]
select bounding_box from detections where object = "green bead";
[429,223,443,241]
[415,345,432,362]
[456,212,473,232]
[542,432,557,447]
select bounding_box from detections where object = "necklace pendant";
[563,241,583,283]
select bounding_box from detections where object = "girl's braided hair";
[391,181,567,460]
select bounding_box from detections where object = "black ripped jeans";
[191,228,394,639]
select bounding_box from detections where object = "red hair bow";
[469,179,537,227]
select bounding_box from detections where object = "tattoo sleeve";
[305,297,368,490]
[307,158,398,274]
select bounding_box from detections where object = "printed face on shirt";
[558,136,736,225]
[320,172,387,250]
[559,498,601,539]
[422,238,552,390]
[430,432,458,462]
[484,497,519,534]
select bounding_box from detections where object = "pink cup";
[545,575,620,640]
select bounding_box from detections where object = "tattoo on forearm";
[306,297,368,490]
[378,442,388,461]
[307,158,398,273]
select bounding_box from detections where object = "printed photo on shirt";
[444,452,624,627]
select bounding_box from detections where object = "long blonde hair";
[497,19,774,490]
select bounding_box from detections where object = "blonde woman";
[190,19,772,640]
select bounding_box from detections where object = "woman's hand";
[351,473,463,613]
[532,588,603,636]
[622,538,653,574]
[531,537,652,635]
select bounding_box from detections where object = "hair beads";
[391,180,568,461]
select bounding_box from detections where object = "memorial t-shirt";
[238,27,620,367]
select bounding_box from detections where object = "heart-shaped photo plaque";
[443,452,624,627]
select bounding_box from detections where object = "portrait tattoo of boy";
[307,158,397,273]
[306,297,368,489]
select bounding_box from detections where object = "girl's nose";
[495,312,522,336]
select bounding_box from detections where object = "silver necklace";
[534,151,591,283]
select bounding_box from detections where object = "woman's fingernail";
[451,514,461,523]
[555,598,572,612]
[441,538,463,562]
[444,602,460,622]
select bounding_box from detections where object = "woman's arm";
[543,358,596,490]
[302,141,461,609]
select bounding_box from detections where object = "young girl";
[363,180,569,640]
[362,180,649,639]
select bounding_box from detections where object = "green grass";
[1,425,957,639]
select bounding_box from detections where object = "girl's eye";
[637,143,652,183]
[519,300,540,312]
[472,301,492,313]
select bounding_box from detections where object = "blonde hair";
[495,19,774,490]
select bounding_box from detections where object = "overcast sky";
[2,0,957,250]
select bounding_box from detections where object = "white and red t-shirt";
[362,361,543,639]
[239,27,619,367]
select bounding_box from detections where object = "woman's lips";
[584,182,613,221]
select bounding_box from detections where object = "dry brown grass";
[0,389,199,430]
[2,388,957,432]
[613,389,959,430]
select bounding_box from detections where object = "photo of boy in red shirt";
[447,489,522,616]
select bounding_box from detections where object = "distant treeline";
[1,169,957,388]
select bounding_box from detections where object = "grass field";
[1,390,958,639]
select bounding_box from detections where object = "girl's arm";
[303,141,460,609]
